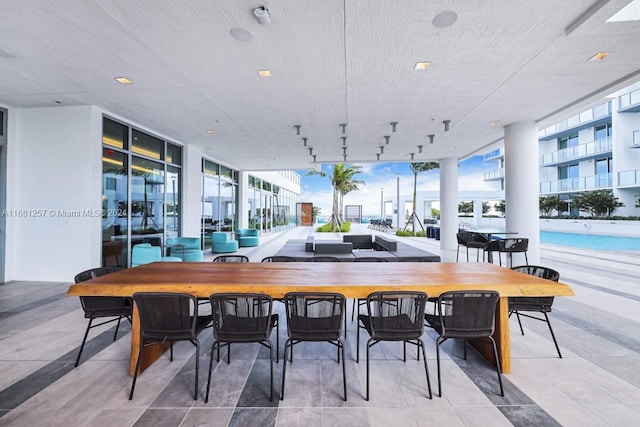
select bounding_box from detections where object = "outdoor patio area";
[1,224,639,427]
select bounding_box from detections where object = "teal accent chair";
[211,232,239,253]
[166,237,204,262]
[131,244,182,267]
[236,228,260,247]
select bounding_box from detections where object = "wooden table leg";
[128,303,171,376]
[467,297,511,374]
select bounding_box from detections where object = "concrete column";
[183,145,203,238]
[237,171,250,228]
[504,121,540,264]
[473,199,483,226]
[439,157,458,250]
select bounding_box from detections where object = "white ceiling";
[1,0,640,171]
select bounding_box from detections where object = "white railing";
[618,169,640,186]
[483,169,504,180]
[540,173,613,193]
[541,137,612,165]
[538,101,610,138]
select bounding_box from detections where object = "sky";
[297,155,502,218]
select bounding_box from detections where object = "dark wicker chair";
[129,292,212,400]
[486,238,529,267]
[425,290,504,397]
[73,267,131,367]
[307,256,341,262]
[351,257,389,321]
[206,293,277,402]
[456,231,489,262]
[261,256,297,262]
[357,291,432,400]
[281,292,347,401]
[213,255,250,262]
[509,265,562,358]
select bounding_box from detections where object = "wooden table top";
[67,262,574,299]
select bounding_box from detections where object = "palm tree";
[404,162,439,235]
[307,164,364,231]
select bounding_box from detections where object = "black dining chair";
[425,290,504,397]
[261,255,298,262]
[456,231,489,262]
[206,293,277,402]
[509,265,562,358]
[357,291,432,400]
[73,267,131,367]
[487,238,529,267]
[129,292,212,400]
[281,292,347,401]
[213,255,250,263]
[351,257,389,321]
[307,256,341,262]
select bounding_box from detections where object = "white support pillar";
[439,157,458,250]
[504,121,540,264]
[473,199,483,226]
[183,145,203,238]
[237,171,250,228]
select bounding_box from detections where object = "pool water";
[540,231,640,251]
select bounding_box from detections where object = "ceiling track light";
[341,136,347,146]
[312,155,317,162]
[391,122,398,132]
[302,137,308,147]
[379,146,385,154]
[253,6,271,25]
[410,153,415,160]
[308,147,313,155]
[376,153,381,161]
[384,135,390,145]
[343,154,347,162]
[294,124,301,136]
[342,146,347,154]
[428,134,435,144]
[443,120,451,132]
[418,145,424,153]
[340,123,347,134]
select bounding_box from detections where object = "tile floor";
[1,224,639,426]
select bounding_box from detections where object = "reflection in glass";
[132,129,164,160]
[131,156,164,246]
[167,166,180,238]
[102,148,128,267]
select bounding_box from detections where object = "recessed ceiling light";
[414,62,431,70]
[207,130,216,134]
[258,70,272,77]
[489,120,501,126]
[432,11,458,28]
[114,77,132,85]
[230,27,252,42]
[588,52,611,61]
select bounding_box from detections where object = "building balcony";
[483,169,504,181]
[540,173,612,194]
[538,101,611,140]
[618,87,640,113]
[541,137,612,167]
[632,130,640,148]
[483,148,504,161]
[618,169,640,188]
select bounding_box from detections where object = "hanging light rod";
[384,135,390,144]
[418,145,424,153]
[342,146,347,155]
[341,136,347,146]
[443,120,451,132]
[410,153,415,160]
[340,123,347,134]
[379,146,385,154]
[312,155,317,162]
[308,147,313,155]
[294,124,301,136]
[390,122,398,132]
[376,153,381,161]
[428,134,435,144]
[343,154,347,162]
[302,137,308,147]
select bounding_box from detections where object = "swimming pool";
[540,231,640,251]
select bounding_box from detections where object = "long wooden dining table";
[66,261,574,375]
